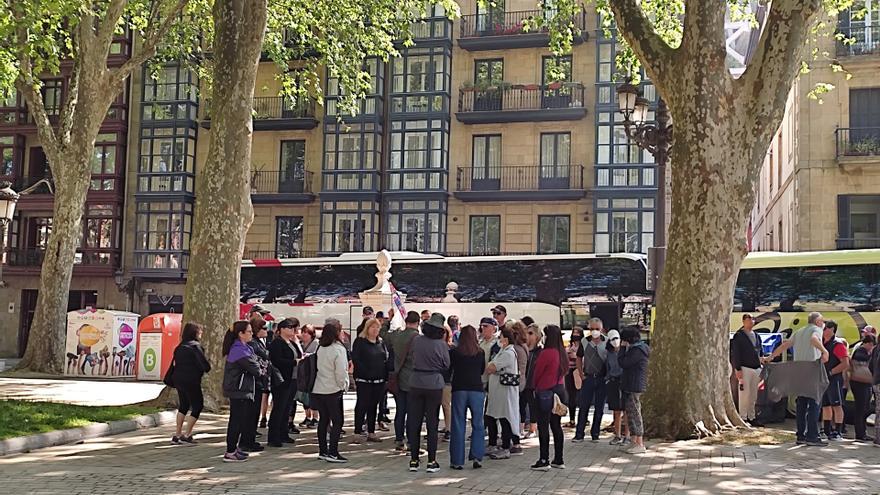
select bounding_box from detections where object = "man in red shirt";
[821,320,849,441]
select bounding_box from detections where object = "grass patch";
[0,400,160,440]
[701,426,795,446]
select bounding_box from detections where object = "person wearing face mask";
[604,330,629,446]
[574,318,607,442]
[564,327,584,428]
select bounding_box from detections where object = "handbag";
[851,360,873,383]
[573,369,583,390]
[163,361,175,387]
[499,372,520,387]
[553,393,569,417]
[387,333,415,395]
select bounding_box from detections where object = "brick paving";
[1,378,879,494]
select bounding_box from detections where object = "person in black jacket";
[619,326,650,455]
[170,322,211,446]
[352,318,388,443]
[267,318,301,447]
[241,320,271,452]
[222,321,264,462]
[729,314,764,427]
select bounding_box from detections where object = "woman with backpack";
[169,322,211,446]
[222,321,265,462]
[530,325,567,471]
[312,319,350,463]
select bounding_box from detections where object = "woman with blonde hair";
[352,317,388,443]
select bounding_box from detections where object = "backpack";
[297,352,319,393]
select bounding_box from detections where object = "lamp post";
[616,83,672,291]
[0,182,21,288]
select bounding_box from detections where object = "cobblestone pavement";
[2,389,880,495]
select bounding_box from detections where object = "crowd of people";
[166,304,651,469]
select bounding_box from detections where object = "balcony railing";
[456,164,585,192]
[203,96,316,130]
[836,238,880,250]
[5,248,120,267]
[459,9,586,39]
[10,176,54,193]
[836,26,880,56]
[251,169,314,195]
[457,83,586,123]
[835,127,880,159]
[242,248,319,260]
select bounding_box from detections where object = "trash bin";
[65,309,139,377]
[136,313,182,381]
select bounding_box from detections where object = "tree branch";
[608,0,678,90]
[681,0,728,72]
[738,0,822,143]
[58,24,84,148]
[95,0,128,56]
[108,0,191,87]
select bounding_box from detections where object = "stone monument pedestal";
[358,250,406,324]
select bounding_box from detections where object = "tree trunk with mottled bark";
[183,0,267,410]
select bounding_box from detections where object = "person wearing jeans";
[530,324,567,471]
[312,319,350,463]
[406,313,450,473]
[448,325,486,469]
[765,312,830,446]
[352,318,389,443]
[391,312,420,450]
[575,319,607,442]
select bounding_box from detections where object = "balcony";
[202,96,318,131]
[4,248,120,275]
[458,9,587,51]
[454,164,586,202]
[250,169,316,204]
[835,127,880,161]
[456,83,586,124]
[836,237,880,249]
[242,248,319,260]
[836,26,880,57]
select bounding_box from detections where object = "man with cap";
[820,320,849,440]
[492,305,508,328]
[730,313,764,427]
[574,317,607,442]
[478,317,501,452]
[390,310,421,451]
[355,306,375,336]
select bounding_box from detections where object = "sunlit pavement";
[0,377,879,494]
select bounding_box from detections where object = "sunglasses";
[610,337,620,341]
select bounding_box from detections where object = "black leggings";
[312,391,344,456]
[564,369,578,422]
[354,382,385,434]
[535,400,564,463]
[487,415,514,449]
[852,381,872,439]
[239,392,260,447]
[408,387,442,462]
[268,382,294,443]
[175,382,204,419]
[226,398,248,453]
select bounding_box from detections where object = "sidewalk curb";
[0,410,177,456]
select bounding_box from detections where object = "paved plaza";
[0,378,879,494]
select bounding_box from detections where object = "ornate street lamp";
[0,182,20,287]
[615,83,673,291]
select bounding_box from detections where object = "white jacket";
[312,341,350,394]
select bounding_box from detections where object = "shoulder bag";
[387,334,415,394]
[851,358,873,384]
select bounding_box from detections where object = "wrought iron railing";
[5,248,120,267]
[251,169,314,194]
[836,25,880,56]
[835,127,880,158]
[456,164,584,192]
[458,83,585,113]
[459,8,586,38]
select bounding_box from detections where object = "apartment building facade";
[0,2,670,357]
[750,5,880,252]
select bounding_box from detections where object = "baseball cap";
[480,317,496,326]
[607,329,621,342]
[862,325,876,335]
[250,304,270,315]
[742,313,753,321]
[491,305,507,315]
[405,311,421,324]
[362,306,374,316]
[375,311,385,319]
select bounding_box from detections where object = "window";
[134,201,193,269]
[848,88,880,146]
[385,200,446,253]
[137,126,197,193]
[840,1,880,53]
[323,123,381,191]
[470,216,500,255]
[141,65,198,121]
[475,0,505,33]
[325,58,384,117]
[0,136,20,176]
[472,134,501,181]
[320,201,378,253]
[594,197,655,254]
[474,59,504,86]
[278,141,306,193]
[275,217,303,258]
[540,132,571,182]
[538,215,570,254]
[41,80,63,117]
[390,47,450,113]
[541,56,572,84]
[0,92,22,124]
[81,204,119,265]
[90,133,121,191]
[838,195,880,248]
[388,119,448,190]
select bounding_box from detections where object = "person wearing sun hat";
[406,312,451,473]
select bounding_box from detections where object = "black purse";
[163,361,175,387]
[499,373,520,387]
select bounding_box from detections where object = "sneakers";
[806,439,829,447]
[796,438,806,445]
[409,459,420,472]
[352,434,366,444]
[426,461,440,473]
[299,419,312,428]
[443,430,451,442]
[179,435,197,446]
[283,436,296,444]
[450,464,463,470]
[288,425,301,435]
[317,452,329,461]
[828,433,845,442]
[590,436,600,443]
[395,441,408,452]
[484,445,500,455]
[223,451,248,462]
[571,437,585,443]
[619,437,633,447]
[170,435,181,445]
[855,436,874,442]
[259,418,268,429]
[626,444,647,454]
[530,459,550,471]
[324,453,348,463]
[472,460,482,469]
[240,443,264,452]
[366,433,382,442]
[267,442,284,448]
[234,448,249,458]
[377,422,389,432]
[551,460,566,469]
[609,436,623,445]
[509,445,524,455]
[488,448,510,459]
